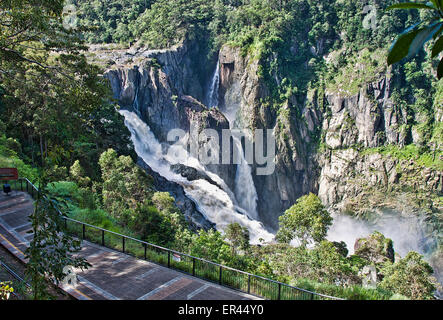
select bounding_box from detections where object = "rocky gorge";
[88,38,442,287]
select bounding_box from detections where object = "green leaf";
[430,0,443,9]
[438,57,443,79]
[388,25,423,65]
[408,23,442,57]
[432,36,443,57]
[433,24,443,39]
[387,3,437,10]
[428,0,440,9]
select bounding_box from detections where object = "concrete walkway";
[0,191,259,300]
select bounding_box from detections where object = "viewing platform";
[0,190,258,300]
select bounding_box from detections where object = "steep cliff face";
[104,42,238,191]
[322,73,408,150]
[218,45,321,230]
[101,42,323,230]
[97,40,441,235]
[319,74,442,213]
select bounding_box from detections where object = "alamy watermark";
[62,4,78,30]
[166,122,276,176]
[362,5,377,31]
[61,265,78,287]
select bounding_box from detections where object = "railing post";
[82,224,85,240]
[122,237,125,253]
[102,230,105,246]
[248,275,251,294]
[311,293,314,300]
[168,251,171,268]
[278,283,282,300]
[20,179,23,191]
[192,258,196,276]
[144,244,147,260]
[219,266,222,285]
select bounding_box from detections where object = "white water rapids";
[119,109,274,244]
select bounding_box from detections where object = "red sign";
[0,168,18,181]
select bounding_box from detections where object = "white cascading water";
[232,137,258,220]
[206,62,220,108]
[207,62,259,220]
[119,109,274,244]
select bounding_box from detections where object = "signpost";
[0,168,18,181]
[1,168,18,195]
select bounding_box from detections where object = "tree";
[70,160,91,188]
[387,1,443,79]
[26,181,90,299]
[379,251,439,299]
[128,201,176,245]
[189,229,231,264]
[276,193,332,246]
[98,149,153,222]
[0,0,119,171]
[225,222,250,255]
[152,191,186,230]
[354,231,395,265]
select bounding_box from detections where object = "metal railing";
[0,259,31,300]
[8,178,343,300]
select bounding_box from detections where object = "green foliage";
[46,181,82,204]
[267,242,360,286]
[0,0,135,179]
[188,229,231,264]
[98,148,153,221]
[69,160,91,188]
[0,130,38,182]
[276,193,332,246]
[152,192,186,230]
[128,201,177,245]
[72,0,150,44]
[132,0,213,48]
[26,182,90,299]
[326,48,387,96]
[225,223,250,255]
[291,278,394,300]
[379,251,439,299]
[387,1,443,79]
[354,231,395,265]
[70,207,120,232]
[362,144,443,170]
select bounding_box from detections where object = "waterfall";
[233,137,258,220]
[119,109,274,244]
[206,61,259,221]
[206,62,220,108]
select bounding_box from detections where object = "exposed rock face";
[323,74,408,150]
[354,231,395,264]
[137,158,215,231]
[99,40,441,233]
[318,75,442,211]
[102,41,323,230]
[170,164,220,188]
[218,45,321,230]
[318,148,442,211]
[360,265,377,289]
[104,42,238,191]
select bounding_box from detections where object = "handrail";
[0,259,31,289]
[10,177,344,300]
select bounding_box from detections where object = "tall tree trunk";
[39,134,44,164]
